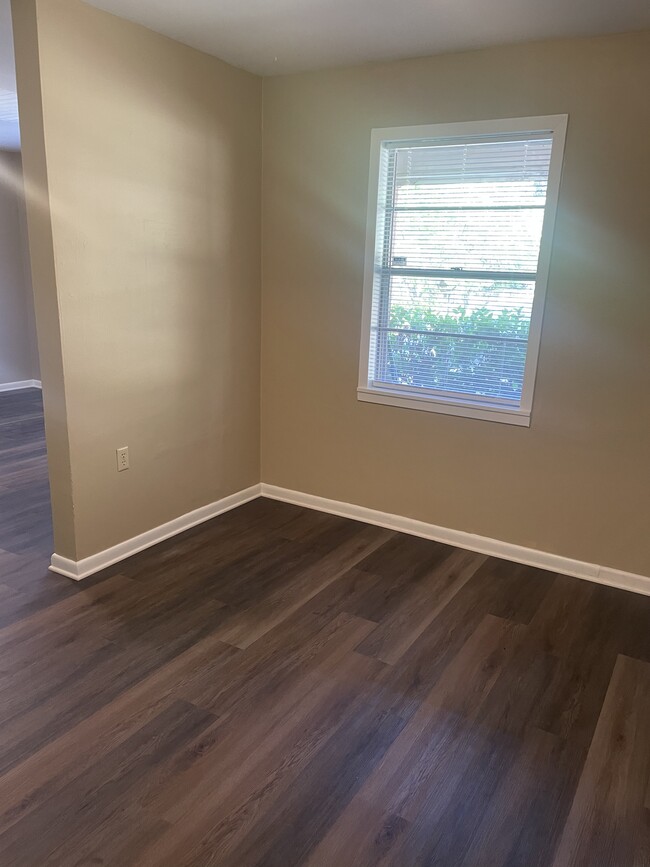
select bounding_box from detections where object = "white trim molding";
[358,115,569,426]
[0,379,42,392]
[260,484,650,597]
[49,484,262,581]
[48,480,650,597]
[357,386,531,426]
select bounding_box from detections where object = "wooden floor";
[0,388,53,560]
[0,389,649,866]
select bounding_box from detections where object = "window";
[358,116,567,426]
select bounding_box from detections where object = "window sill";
[357,387,531,427]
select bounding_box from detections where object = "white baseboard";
[0,379,41,392]
[260,484,650,598]
[48,479,650,597]
[49,484,262,581]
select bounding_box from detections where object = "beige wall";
[261,31,650,576]
[0,150,39,384]
[14,0,262,560]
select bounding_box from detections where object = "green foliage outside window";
[384,303,531,399]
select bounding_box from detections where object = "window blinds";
[369,135,554,405]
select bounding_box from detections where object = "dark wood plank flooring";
[0,388,649,866]
[0,388,53,559]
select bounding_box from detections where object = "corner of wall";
[11,0,78,560]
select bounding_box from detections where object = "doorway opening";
[0,0,52,577]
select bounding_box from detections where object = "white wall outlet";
[116,446,129,472]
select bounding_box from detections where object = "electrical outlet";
[116,446,129,472]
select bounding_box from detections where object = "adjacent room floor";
[0,389,649,866]
[0,388,52,561]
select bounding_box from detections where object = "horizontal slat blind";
[370,135,553,404]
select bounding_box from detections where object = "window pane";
[373,276,534,400]
[375,330,528,401]
[389,208,545,273]
[393,139,552,208]
[386,276,534,337]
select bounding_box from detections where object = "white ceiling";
[0,0,19,149]
[1,0,647,146]
[86,0,650,75]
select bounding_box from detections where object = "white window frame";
[358,115,568,427]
